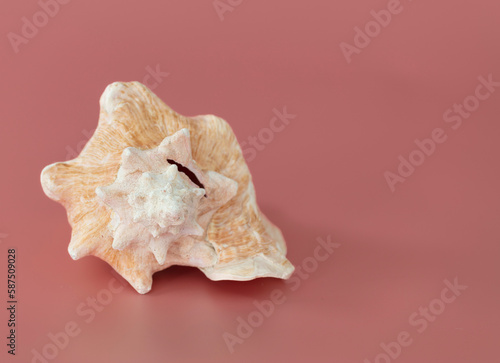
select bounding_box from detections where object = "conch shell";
[40,82,294,293]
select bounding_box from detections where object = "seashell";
[40,82,294,294]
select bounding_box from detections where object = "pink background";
[1,0,500,362]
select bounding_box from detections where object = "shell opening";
[167,159,207,197]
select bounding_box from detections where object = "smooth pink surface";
[1,0,500,362]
